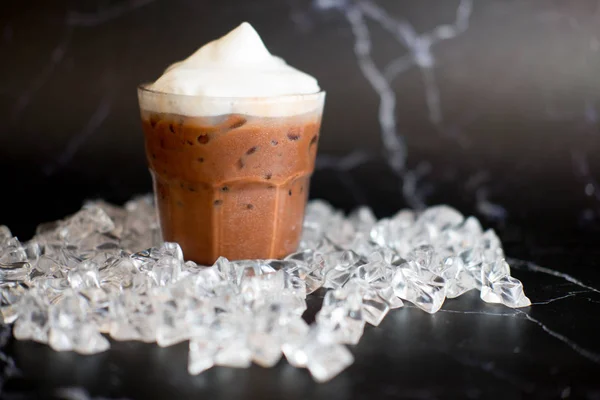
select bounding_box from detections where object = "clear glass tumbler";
[138,86,325,265]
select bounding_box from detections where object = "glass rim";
[138,83,325,103]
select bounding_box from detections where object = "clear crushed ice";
[0,196,530,382]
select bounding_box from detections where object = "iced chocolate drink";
[138,23,324,264]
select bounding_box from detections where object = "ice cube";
[440,256,477,298]
[1,282,28,306]
[392,267,446,313]
[24,241,41,263]
[153,286,191,347]
[323,250,362,289]
[0,262,31,284]
[315,237,338,254]
[192,266,230,298]
[391,209,416,228]
[84,199,127,229]
[99,257,138,293]
[481,275,531,308]
[323,250,360,272]
[444,216,483,251]
[346,233,379,257]
[248,330,282,368]
[130,248,158,272]
[210,313,252,368]
[181,260,204,276]
[156,242,184,262]
[283,271,307,300]
[0,237,27,264]
[316,287,365,345]
[240,270,285,310]
[377,286,404,309]
[122,195,160,251]
[214,256,239,283]
[458,248,484,289]
[58,206,115,244]
[366,247,397,264]
[109,292,156,342]
[149,254,181,287]
[305,335,354,382]
[299,225,323,250]
[1,305,18,324]
[48,291,109,354]
[304,200,335,233]
[324,268,352,290]
[360,292,390,326]
[67,260,101,289]
[370,213,415,256]
[406,245,437,272]
[480,229,504,263]
[480,259,530,307]
[325,214,356,246]
[188,337,217,375]
[34,277,70,304]
[417,205,464,231]
[353,261,392,288]
[13,290,50,343]
[281,317,311,367]
[343,279,390,326]
[215,337,252,368]
[235,260,277,285]
[77,231,120,253]
[285,251,325,294]
[370,218,392,248]
[481,258,510,286]
[79,287,111,333]
[348,206,377,234]
[49,323,109,354]
[0,226,12,246]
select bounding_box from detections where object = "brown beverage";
[138,89,325,264]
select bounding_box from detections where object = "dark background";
[2,1,600,399]
[2,0,599,239]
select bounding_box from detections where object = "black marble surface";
[2,0,600,399]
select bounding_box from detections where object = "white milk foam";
[141,23,322,118]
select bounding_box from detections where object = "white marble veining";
[310,0,515,217]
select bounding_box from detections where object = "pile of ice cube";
[0,196,529,382]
